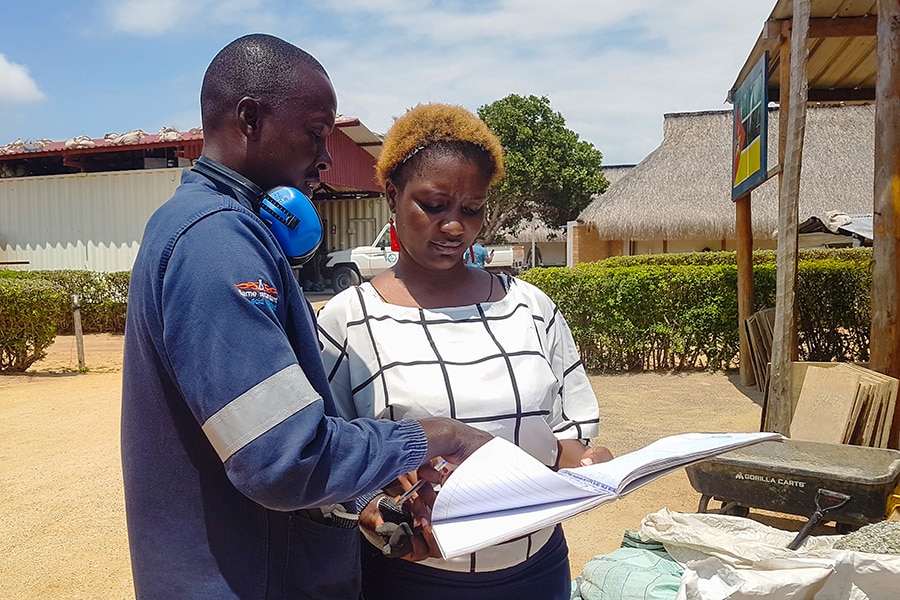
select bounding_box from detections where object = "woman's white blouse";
[317,275,600,572]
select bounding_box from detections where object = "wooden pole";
[767,0,809,436]
[736,192,755,387]
[778,21,801,364]
[872,0,900,449]
[72,294,85,371]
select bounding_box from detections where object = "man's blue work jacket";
[121,169,427,599]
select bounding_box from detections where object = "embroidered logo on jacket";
[235,279,279,310]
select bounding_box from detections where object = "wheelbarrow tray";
[686,438,900,527]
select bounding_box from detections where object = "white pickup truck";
[322,223,525,293]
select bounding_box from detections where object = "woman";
[317,103,611,600]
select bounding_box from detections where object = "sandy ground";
[0,326,811,599]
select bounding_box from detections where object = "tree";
[477,94,608,243]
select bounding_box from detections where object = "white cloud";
[109,0,187,35]
[99,0,775,163]
[0,54,44,104]
[107,0,269,35]
[325,0,643,42]
[315,0,774,163]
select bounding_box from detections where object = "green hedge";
[521,249,872,372]
[27,270,131,334]
[596,246,871,268]
[0,276,69,371]
[0,269,130,373]
[0,249,873,374]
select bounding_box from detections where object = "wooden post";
[736,192,755,386]
[778,21,801,364]
[767,0,809,436]
[872,0,900,448]
[72,294,85,371]
[778,24,791,193]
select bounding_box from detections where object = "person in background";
[317,103,612,600]
[464,235,493,269]
[121,36,490,600]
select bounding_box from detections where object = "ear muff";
[192,156,323,266]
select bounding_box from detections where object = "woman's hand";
[398,460,446,561]
[555,439,614,469]
[381,471,417,498]
[578,444,614,466]
[359,494,390,551]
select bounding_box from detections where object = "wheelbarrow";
[686,438,900,535]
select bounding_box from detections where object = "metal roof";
[0,118,385,197]
[0,129,204,161]
[731,0,878,103]
[335,116,383,159]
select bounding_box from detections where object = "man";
[121,34,490,599]
[464,235,493,269]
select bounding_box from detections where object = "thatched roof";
[501,217,566,243]
[579,105,874,240]
[601,164,636,187]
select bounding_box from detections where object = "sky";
[0,0,775,166]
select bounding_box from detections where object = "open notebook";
[430,431,782,558]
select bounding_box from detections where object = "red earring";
[389,219,401,252]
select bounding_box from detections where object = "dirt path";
[0,333,805,599]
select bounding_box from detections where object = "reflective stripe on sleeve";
[202,363,320,462]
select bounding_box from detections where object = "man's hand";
[416,417,492,465]
[360,478,442,561]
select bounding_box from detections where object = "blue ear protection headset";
[191,156,323,267]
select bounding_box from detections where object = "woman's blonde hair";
[375,103,505,187]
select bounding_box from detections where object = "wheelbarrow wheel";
[719,501,750,517]
[835,522,858,535]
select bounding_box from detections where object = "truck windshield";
[374,226,391,248]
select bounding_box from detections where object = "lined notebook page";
[431,437,596,522]
[429,432,782,558]
[431,494,609,558]
[559,432,783,496]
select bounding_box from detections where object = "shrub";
[520,249,871,373]
[796,257,871,362]
[18,270,130,334]
[0,277,68,372]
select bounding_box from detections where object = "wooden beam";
[766,16,877,39]
[767,0,810,436]
[809,88,877,102]
[764,19,791,41]
[871,0,900,449]
[769,88,878,103]
[809,16,878,38]
[736,192,755,387]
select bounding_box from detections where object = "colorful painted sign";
[732,53,768,199]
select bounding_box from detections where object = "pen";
[396,458,448,504]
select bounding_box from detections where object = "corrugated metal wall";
[315,196,390,252]
[0,168,181,271]
[322,129,380,193]
[0,168,389,272]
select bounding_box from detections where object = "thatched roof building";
[502,218,565,244]
[579,105,874,241]
[501,165,634,245]
[601,164,636,187]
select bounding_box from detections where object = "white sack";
[639,509,900,600]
